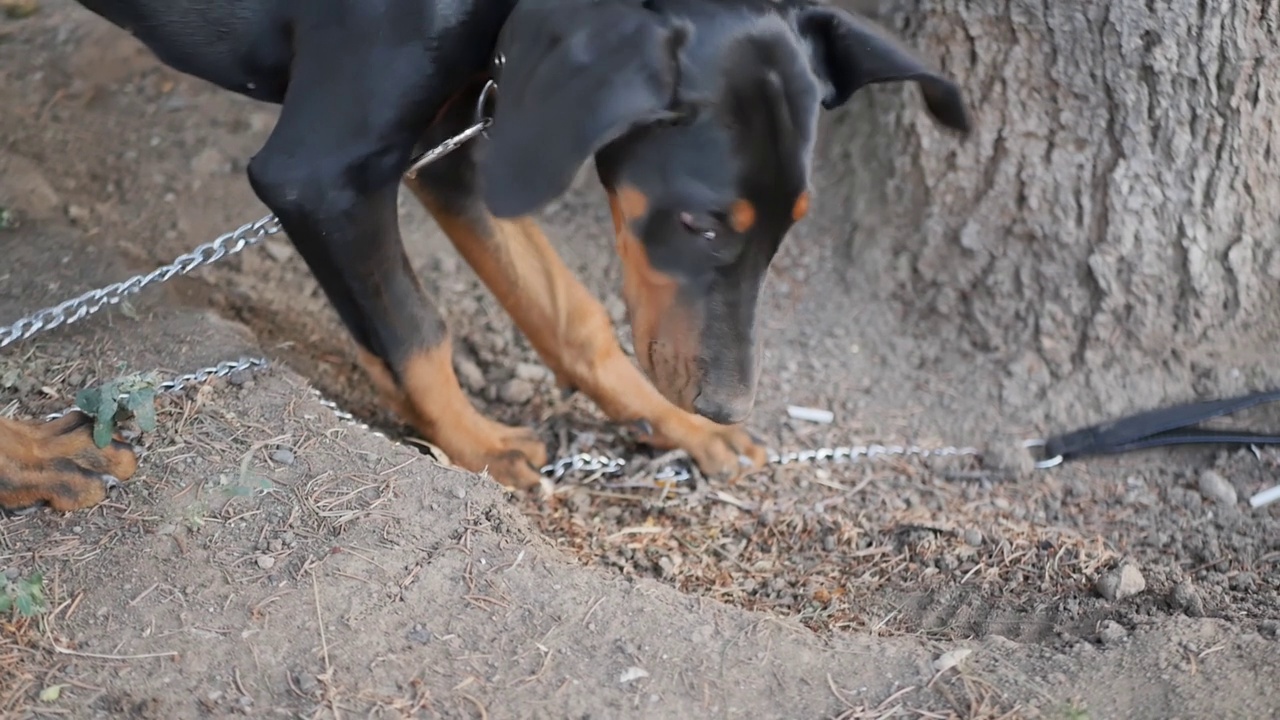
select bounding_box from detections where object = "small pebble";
[455,357,486,393]
[263,240,293,263]
[406,624,431,645]
[499,378,535,404]
[963,528,984,546]
[1097,620,1128,645]
[65,204,89,223]
[1197,470,1237,506]
[256,555,276,570]
[1229,572,1258,593]
[619,666,649,684]
[269,447,296,466]
[1096,563,1146,601]
[1170,579,1205,617]
[514,362,550,383]
[267,539,283,553]
[932,648,972,672]
[453,486,466,500]
[605,296,627,324]
[295,672,320,694]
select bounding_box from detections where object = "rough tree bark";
[823,0,1279,418]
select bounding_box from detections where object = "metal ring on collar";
[475,78,498,136]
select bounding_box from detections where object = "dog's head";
[479,0,969,425]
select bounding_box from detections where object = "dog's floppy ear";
[797,6,970,134]
[480,0,687,218]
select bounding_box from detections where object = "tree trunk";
[822,0,1280,421]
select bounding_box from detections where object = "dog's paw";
[0,412,138,512]
[436,420,549,490]
[640,412,768,481]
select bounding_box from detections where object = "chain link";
[404,115,492,179]
[0,115,489,350]
[0,215,283,349]
[539,443,981,486]
[43,356,270,421]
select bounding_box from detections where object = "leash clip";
[402,74,500,180]
[1027,389,1280,470]
[1021,439,1063,470]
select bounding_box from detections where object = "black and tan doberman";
[0,0,969,512]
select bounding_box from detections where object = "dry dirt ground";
[3,3,1280,718]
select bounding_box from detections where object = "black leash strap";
[1028,389,1280,468]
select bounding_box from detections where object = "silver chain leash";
[540,443,981,486]
[0,112,490,351]
[42,357,271,421]
[0,215,283,349]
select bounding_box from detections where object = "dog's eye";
[679,211,719,241]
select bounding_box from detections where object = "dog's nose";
[693,391,753,425]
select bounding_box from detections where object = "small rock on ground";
[500,378,535,404]
[263,239,294,263]
[269,447,296,466]
[1170,579,1206,617]
[1096,563,1146,601]
[1097,620,1128,645]
[1230,572,1258,593]
[455,357,486,393]
[514,362,551,383]
[1198,470,1237,506]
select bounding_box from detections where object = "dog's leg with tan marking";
[239,16,546,489]
[405,97,766,480]
[0,413,137,512]
[352,339,548,487]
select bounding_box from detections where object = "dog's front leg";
[244,33,546,489]
[402,97,767,481]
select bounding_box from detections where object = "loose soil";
[3,3,1280,718]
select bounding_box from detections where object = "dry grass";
[526,448,1118,636]
[0,616,44,716]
